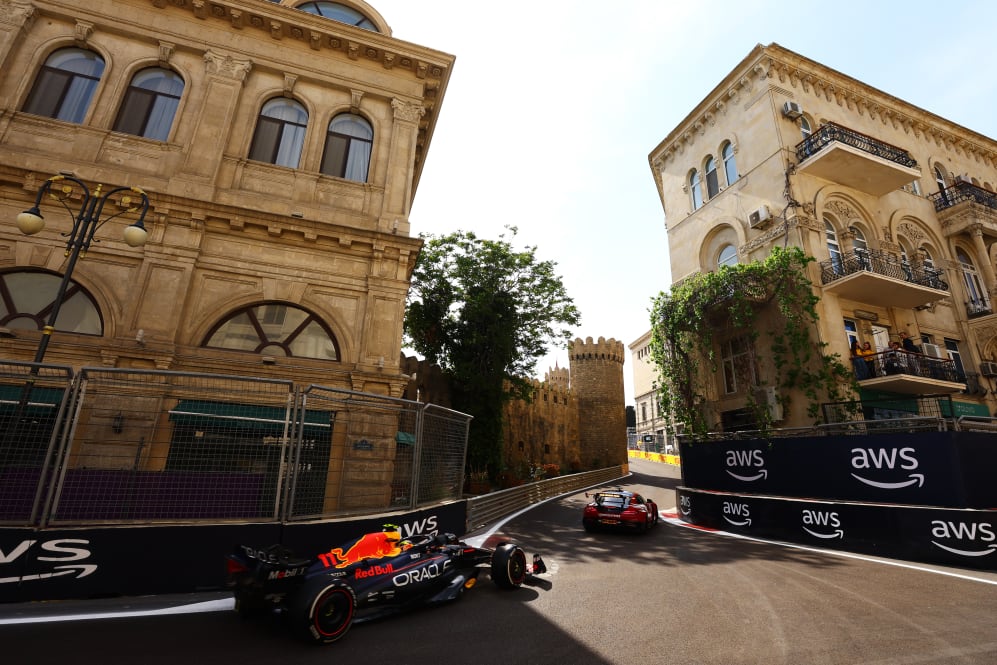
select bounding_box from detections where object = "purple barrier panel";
[53,470,266,521]
[0,468,44,521]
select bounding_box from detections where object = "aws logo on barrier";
[850,447,924,489]
[930,520,996,558]
[0,539,96,585]
[802,509,843,539]
[722,501,751,527]
[725,449,767,482]
[679,494,692,517]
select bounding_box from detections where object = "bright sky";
[379,0,997,404]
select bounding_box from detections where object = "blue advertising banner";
[679,432,996,508]
[0,502,467,604]
[677,487,996,570]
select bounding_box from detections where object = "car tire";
[491,543,527,589]
[288,578,356,645]
[583,520,596,533]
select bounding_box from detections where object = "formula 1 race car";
[225,525,546,645]
[582,487,659,533]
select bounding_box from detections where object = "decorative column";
[179,50,251,181]
[0,2,33,96]
[381,98,425,235]
[969,224,996,293]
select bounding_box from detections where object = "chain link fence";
[0,365,470,527]
[0,361,75,524]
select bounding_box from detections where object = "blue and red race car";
[582,487,659,533]
[226,524,546,645]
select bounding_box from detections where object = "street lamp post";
[15,173,151,366]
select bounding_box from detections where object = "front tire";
[288,578,356,645]
[491,543,527,589]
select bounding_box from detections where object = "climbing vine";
[649,246,855,436]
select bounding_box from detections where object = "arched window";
[956,249,989,313]
[689,170,703,210]
[851,227,868,254]
[800,117,812,139]
[204,303,339,360]
[113,67,184,141]
[248,98,308,168]
[722,141,738,186]
[705,156,719,199]
[321,113,373,182]
[295,2,378,31]
[22,47,105,123]
[934,165,947,192]
[718,244,738,268]
[920,247,935,272]
[825,218,842,274]
[0,271,102,335]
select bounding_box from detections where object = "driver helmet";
[382,523,402,543]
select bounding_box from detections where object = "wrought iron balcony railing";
[796,122,918,169]
[928,180,997,213]
[851,349,961,383]
[966,297,993,318]
[819,249,948,290]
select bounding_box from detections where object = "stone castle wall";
[569,336,627,468]
[401,334,627,477]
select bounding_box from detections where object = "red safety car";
[582,487,659,533]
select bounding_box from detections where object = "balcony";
[928,181,997,238]
[795,122,921,196]
[819,249,949,309]
[966,296,994,319]
[851,350,965,395]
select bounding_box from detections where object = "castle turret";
[568,336,627,468]
[544,363,570,392]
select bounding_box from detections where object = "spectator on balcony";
[858,341,877,378]
[899,331,921,354]
[885,341,903,375]
[850,339,866,379]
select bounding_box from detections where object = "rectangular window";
[721,336,757,394]
[944,338,965,380]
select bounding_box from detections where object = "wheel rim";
[313,588,353,637]
[509,550,526,584]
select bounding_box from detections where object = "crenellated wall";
[401,336,628,478]
[569,336,627,468]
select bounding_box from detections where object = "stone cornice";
[651,43,997,170]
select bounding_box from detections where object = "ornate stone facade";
[0,0,453,397]
[646,42,997,429]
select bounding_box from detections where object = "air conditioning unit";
[748,205,772,229]
[753,386,784,422]
[979,361,997,377]
[955,174,973,185]
[922,343,945,359]
[782,101,803,119]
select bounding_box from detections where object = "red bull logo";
[317,528,404,569]
[355,563,394,579]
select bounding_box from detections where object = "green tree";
[649,246,855,436]
[404,228,580,477]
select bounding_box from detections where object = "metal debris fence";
[0,362,470,527]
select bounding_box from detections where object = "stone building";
[0,0,453,512]
[646,42,995,431]
[0,0,451,393]
[403,335,627,478]
[628,329,669,449]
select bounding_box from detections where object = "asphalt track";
[2,458,995,665]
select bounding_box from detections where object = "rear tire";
[288,578,356,645]
[491,543,527,589]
